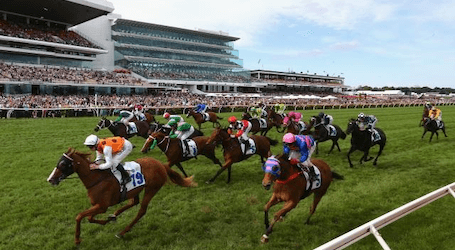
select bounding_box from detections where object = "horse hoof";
[261,234,269,243]
[115,234,123,239]
[108,214,117,222]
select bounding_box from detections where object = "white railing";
[314,182,455,250]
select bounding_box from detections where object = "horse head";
[141,131,167,153]
[242,112,251,120]
[47,148,91,185]
[261,156,282,190]
[206,127,229,145]
[94,117,109,132]
[346,119,358,135]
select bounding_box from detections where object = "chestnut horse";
[346,119,387,167]
[205,127,278,183]
[141,131,223,177]
[260,155,343,243]
[241,113,274,136]
[47,148,196,245]
[131,112,155,125]
[307,116,346,154]
[186,109,222,130]
[267,109,286,133]
[284,119,309,135]
[94,117,150,139]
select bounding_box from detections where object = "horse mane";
[67,148,93,163]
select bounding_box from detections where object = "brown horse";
[260,155,344,243]
[94,117,150,139]
[267,109,286,133]
[140,131,223,177]
[284,119,309,135]
[241,113,274,136]
[205,127,278,183]
[186,109,222,130]
[47,148,196,245]
[131,112,155,124]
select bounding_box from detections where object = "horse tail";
[217,116,223,119]
[164,164,198,187]
[340,130,347,139]
[267,137,278,146]
[331,171,344,180]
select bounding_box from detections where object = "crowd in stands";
[0,91,449,110]
[0,62,146,85]
[0,19,100,49]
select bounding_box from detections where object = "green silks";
[149,139,157,150]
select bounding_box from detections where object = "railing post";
[369,225,391,250]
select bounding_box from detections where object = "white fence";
[314,182,455,250]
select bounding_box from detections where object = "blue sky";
[107,0,455,89]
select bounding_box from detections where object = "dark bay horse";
[267,109,286,133]
[131,112,155,125]
[94,117,150,139]
[242,113,274,136]
[307,116,346,154]
[421,118,447,142]
[186,109,222,130]
[346,119,387,168]
[284,119,309,135]
[140,131,222,177]
[205,127,278,183]
[47,148,196,245]
[260,155,344,243]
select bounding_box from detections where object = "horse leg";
[262,200,298,243]
[206,160,232,184]
[335,140,342,152]
[361,148,373,163]
[315,141,319,155]
[261,193,280,243]
[175,162,188,177]
[205,152,223,167]
[306,192,326,224]
[109,195,140,220]
[327,140,336,154]
[347,147,355,168]
[442,127,448,137]
[421,129,428,140]
[227,165,232,183]
[373,144,385,166]
[75,204,107,245]
[116,187,161,238]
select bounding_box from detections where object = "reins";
[275,172,303,184]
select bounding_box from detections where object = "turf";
[0,106,454,250]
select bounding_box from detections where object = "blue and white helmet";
[358,113,365,119]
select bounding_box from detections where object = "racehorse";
[346,119,387,167]
[260,155,344,243]
[241,112,274,136]
[284,119,309,135]
[267,109,286,133]
[47,148,196,246]
[140,131,222,177]
[307,116,346,154]
[421,117,447,142]
[94,117,150,139]
[186,109,222,130]
[205,127,278,183]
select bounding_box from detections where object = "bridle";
[148,134,171,152]
[96,119,113,130]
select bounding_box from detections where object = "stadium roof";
[115,19,240,41]
[0,0,114,26]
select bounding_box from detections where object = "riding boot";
[241,138,249,155]
[116,163,131,185]
[185,140,191,157]
[308,166,317,182]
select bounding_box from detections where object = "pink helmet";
[282,133,296,143]
[163,112,170,119]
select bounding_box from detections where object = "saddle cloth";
[111,161,145,191]
[327,125,337,137]
[371,129,381,142]
[302,165,322,191]
[127,122,138,134]
[181,139,198,157]
[259,118,267,129]
[240,138,256,155]
[298,121,307,133]
[202,113,210,121]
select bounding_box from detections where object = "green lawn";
[0,106,454,250]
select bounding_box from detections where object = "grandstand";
[0,0,346,96]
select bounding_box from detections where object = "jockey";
[357,113,377,130]
[274,103,286,115]
[424,101,433,110]
[194,103,208,114]
[163,112,185,126]
[282,133,317,182]
[283,111,302,124]
[168,120,194,140]
[114,110,134,132]
[257,102,268,118]
[84,134,132,185]
[318,112,333,126]
[249,107,259,118]
[428,106,442,127]
[227,116,252,155]
[133,104,146,121]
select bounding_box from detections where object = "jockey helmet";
[431,106,436,110]
[318,112,324,117]
[84,134,99,146]
[250,107,256,112]
[163,112,170,119]
[135,104,143,110]
[282,133,296,144]
[228,116,237,123]
[358,113,365,119]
